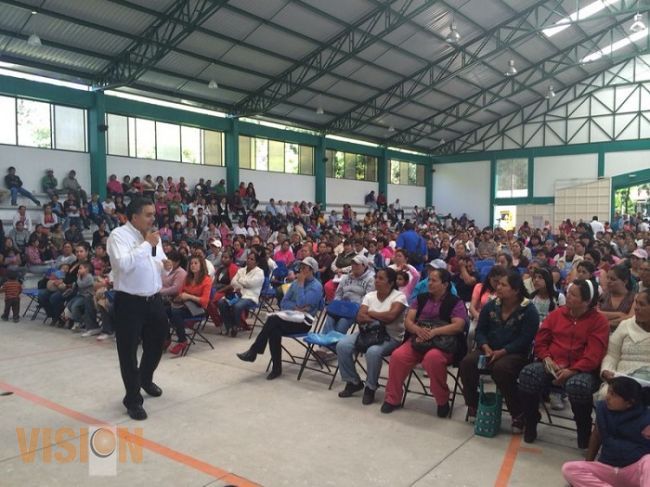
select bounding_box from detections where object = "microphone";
[152,245,156,257]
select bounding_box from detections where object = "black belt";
[116,291,160,302]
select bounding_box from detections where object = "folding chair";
[247,277,277,338]
[539,386,579,432]
[265,301,326,372]
[22,288,44,321]
[296,300,360,383]
[181,313,214,356]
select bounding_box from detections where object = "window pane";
[17,99,51,148]
[107,114,128,156]
[285,143,299,174]
[54,105,85,151]
[204,130,223,166]
[135,118,155,159]
[269,140,284,172]
[417,164,426,186]
[408,163,417,185]
[156,122,180,161]
[239,135,251,169]
[181,126,201,163]
[496,159,528,198]
[390,160,400,184]
[344,153,356,179]
[254,138,268,171]
[0,96,17,145]
[334,151,345,178]
[128,117,136,157]
[366,157,377,182]
[325,149,334,177]
[299,145,313,175]
[400,162,409,185]
[355,154,366,180]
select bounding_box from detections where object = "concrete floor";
[0,302,583,486]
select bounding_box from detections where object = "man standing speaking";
[107,197,168,420]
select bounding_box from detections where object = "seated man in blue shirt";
[237,256,323,380]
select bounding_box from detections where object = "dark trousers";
[3,298,20,319]
[459,349,528,418]
[250,315,310,372]
[114,292,168,408]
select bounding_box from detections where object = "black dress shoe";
[362,387,376,405]
[126,405,148,421]
[381,402,399,414]
[142,383,162,397]
[338,381,364,398]
[266,369,282,380]
[236,350,257,363]
[437,402,450,418]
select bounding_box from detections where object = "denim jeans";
[10,187,39,205]
[336,332,400,391]
[321,315,355,335]
[217,297,256,331]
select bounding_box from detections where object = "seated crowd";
[3,165,650,486]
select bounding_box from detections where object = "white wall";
[0,145,90,194]
[604,150,650,177]
[326,178,377,209]
[534,154,598,197]
[106,156,226,189]
[516,204,555,229]
[240,168,314,204]
[387,184,426,208]
[432,161,491,228]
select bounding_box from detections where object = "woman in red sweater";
[518,278,609,448]
[168,256,212,355]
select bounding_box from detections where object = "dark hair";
[532,267,558,303]
[430,268,452,285]
[480,265,508,299]
[571,278,599,307]
[576,260,596,275]
[75,241,91,253]
[609,264,633,291]
[396,270,410,285]
[586,249,601,265]
[186,256,208,284]
[496,252,513,267]
[166,249,186,268]
[377,267,398,290]
[126,196,154,221]
[608,376,647,407]
[6,269,18,280]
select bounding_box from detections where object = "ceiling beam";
[386,12,649,149]
[232,0,439,117]
[94,0,228,89]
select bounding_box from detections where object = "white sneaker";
[549,392,565,411]
[70,323,82,332]
[96,333,113,341]
[81,329,101,337]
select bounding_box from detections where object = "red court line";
[0,381,260,487]
[495,435,522,487]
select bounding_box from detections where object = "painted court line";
[494,435,522,487]
[0,381,260,487]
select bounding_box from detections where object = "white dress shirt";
[107,222,166,296]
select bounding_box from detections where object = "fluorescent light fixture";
[208,79,218,89]
[545,84,556,99]
[445,21,461,44]
[504,59,517,77]
[439,138,446,145]
[388,125,395,132]
[630,13,646,33]
[27,33,41,47]
[316,106,324,115]
[581,28,649,63]
[543,0,619,38]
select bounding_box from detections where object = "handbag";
[355,321,389,353]
[410,319,458,354]
[184,300,205,317]
[474,380,503,438]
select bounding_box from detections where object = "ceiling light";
[581,27,649,63]
[388,126,395,132]
[504,59,517,77]
[542,0,618,38]
[30,10,37,15]
[208,79,218,89]
[545,84,556,99]
[27,33,41,47]
[439,138,445,145]
[316,106,324,115]
[630,13,646,33]
[445,21,461,44]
